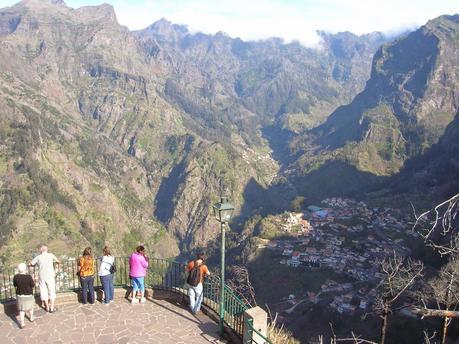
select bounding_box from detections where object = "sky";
[0,0,458,47]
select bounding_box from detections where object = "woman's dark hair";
[82,247,92,257]
[197,252,204,260]
[103,246,111,256]
[136,245,145,253]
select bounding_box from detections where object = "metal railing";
[0,257,133,299]
[203,273,249,337]
[245,318,272,344]
[0,257,271,342]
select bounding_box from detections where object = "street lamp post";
[212,196,235,337]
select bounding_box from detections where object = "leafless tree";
[412,193,459,256]
[332,335,378,344]
[226,266,301,343]
[413,256,459,344]
[411,193,459,343]
[226,265,257,307]
[423,331,437,344]
[328,323,377,344]
[374,254,424,344]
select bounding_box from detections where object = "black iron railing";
[0,257,269,341]
[0,257,133,299]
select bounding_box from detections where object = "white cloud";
[107,0,459,47]
[1,0,458,47]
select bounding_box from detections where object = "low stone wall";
[1,286,179,314]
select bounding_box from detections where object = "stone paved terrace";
[0,291,226,344]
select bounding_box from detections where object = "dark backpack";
[109,262,117,274]
[187,261,201,287]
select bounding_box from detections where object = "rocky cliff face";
[0,0,180,261]
[3,0,453,263]
[389,107,459,202]
[136,20,387,136]
[288,15,459,199]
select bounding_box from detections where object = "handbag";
[109,262,116,274]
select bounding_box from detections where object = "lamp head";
[212,197,235,223]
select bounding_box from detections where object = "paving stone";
[117,337,130,344]
[0,297,225,343]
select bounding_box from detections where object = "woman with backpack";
[98,246,115,305]
[77,247,95,305]
[186,252,210,314]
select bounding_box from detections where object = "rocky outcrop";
[1,0,456,263]
[136,21,387,136]
[290,15,459,185]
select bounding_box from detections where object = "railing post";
[243,306,268,344]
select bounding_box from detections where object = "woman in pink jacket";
[129,245,149,303]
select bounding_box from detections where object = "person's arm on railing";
[51,253,60,265]
[29,255,38,267]
[203,265,211,277]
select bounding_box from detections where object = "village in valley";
[255,197,419,316]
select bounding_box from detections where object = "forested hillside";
[0,0,458,267]
[0,0,389,263]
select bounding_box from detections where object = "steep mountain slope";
[0,0,389,262]
[0,0,226,261]
[390,107,459,202]
[0,0,179,261]
[136,21,387,139]
[289,15,459,197]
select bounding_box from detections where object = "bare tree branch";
[334,333,378,344]
[374,253,423,344]
[376,253,424,304]
[423,330,437,344]
[328,323,377,344]
[413,193,459,256]
[414,255,459,343]
[226,265,257,307]
[412,308,459,318]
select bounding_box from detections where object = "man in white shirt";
[30,246,60,312]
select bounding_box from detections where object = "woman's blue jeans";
[100,274,114,303]
[80,275,95,304]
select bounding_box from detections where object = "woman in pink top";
[129,246,149,303]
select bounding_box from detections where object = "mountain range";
[288,14,459,202]
[0,0,458,263]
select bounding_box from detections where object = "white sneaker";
[131,298,139,304]
[140,297,146,303]
[110,300,115,303]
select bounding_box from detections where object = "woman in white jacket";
[98,246,115,305]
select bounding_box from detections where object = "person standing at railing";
[186,253,210,315]
[77,247,95,305]
[13,263,35,328]
[30,245,60,313]
[98,246,115,305]
[129,245,149,304]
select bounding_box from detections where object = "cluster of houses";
[320,280,377,313]
[262,197,417,315]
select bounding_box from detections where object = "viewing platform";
[0,289,222,344]
[0,258,269,344]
